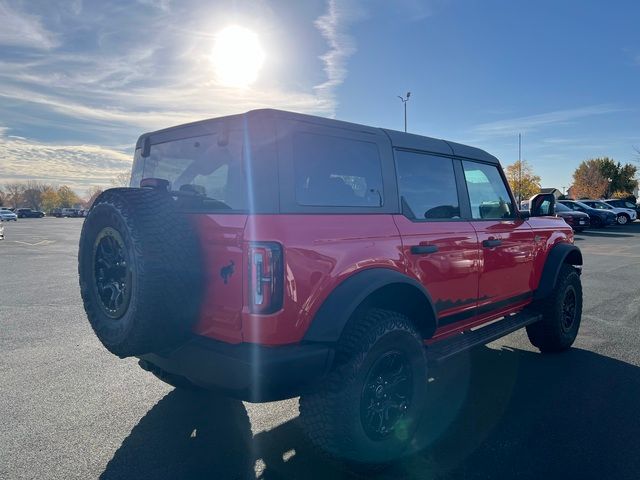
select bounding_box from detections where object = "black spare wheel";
[78,188,203,357]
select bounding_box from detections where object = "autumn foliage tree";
[57,185,82,208]
[572,158,638,199]
[505,160,541,202]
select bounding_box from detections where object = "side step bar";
[427,310,542,363]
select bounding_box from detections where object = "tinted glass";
[555,202,571,212]
[462,161,515,219]
[395,151,460,219]
[293,133,384,207]
[141,132,246,210]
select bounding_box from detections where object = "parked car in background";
[604,198,640,218]
[555,202,590,232]
[0,208,18,221]
[61,208,81,218]
[558,200,616,228]
[0,220,4,239]
[50,208,62,218]
[580,199,637,225]
[16,208,45,218]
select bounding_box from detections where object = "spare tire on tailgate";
[78,187,203,358]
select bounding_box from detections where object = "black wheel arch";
[303,268,438,343]
[534,243,583,301]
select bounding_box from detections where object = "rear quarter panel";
[241,215,404,345]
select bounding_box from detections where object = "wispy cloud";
[0,1,367,191]
[314,0,361,113]
[0,1,58,49]
[472,104,622,137]
[0,132,132,195]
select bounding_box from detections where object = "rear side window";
[140,132,247,210]
[395,151,460,220]
[293,133,384,207]
[462,161,515,219]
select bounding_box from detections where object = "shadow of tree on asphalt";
[101,347,640,480]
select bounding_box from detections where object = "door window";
[462,161,515,220]
[395,151,460,220]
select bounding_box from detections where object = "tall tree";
[4,183,24,209]
[572,160,610,199]
[22,181,48,210]
[572,157,638,198]
[57,185,81,208]
[0,189,5,207]
[41,188,60,213]
[505,160,541,202]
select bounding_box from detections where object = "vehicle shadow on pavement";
[576,231,635,238]
[102,346,640,480]
[100,391,254,479]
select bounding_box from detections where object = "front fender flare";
[534,243,583,300]
[303,268,437,343]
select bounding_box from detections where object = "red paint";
[190,213,573,346]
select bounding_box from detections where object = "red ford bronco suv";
[79,109,583,467]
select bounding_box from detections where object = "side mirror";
[529,193,555,217]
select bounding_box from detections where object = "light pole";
[397,92,411,132]
[518,133,522,204]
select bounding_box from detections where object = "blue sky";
[0,0,638,196]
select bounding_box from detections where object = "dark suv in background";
[79,109,583,469]
[558,200,616,228]
[16,208,45,218]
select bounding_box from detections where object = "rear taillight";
[248,242,283,314]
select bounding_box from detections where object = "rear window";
[133,131,247,210]
[293,133,384,207]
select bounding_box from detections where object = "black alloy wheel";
[92,227,133,319]
[360,350,413,441]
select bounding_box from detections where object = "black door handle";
[410,245,438,255]
[482,239,502,248]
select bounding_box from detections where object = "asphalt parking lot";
[1,219,640,480]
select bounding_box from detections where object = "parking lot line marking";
[12,240,54,246]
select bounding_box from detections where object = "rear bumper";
[139,336,334,402]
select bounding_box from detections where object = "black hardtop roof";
[135,108,499,164]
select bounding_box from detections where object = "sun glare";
[212,25,265,88]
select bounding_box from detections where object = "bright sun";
[212,25,265,88]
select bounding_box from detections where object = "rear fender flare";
[303,268,437,343]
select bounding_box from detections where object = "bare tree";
[85,186,104,209]
[4,183,25,209]
[0,189,5,207]
[110,171,131,187]
[22,181,47,210]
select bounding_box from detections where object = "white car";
[0,208,18,221]
[580,200,637,225]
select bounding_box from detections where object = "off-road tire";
[526,264,582,352]
[299,309,427,469]
[78,188,203,358]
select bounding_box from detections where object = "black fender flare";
[534,243,583,300]
[303,268,437,343]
